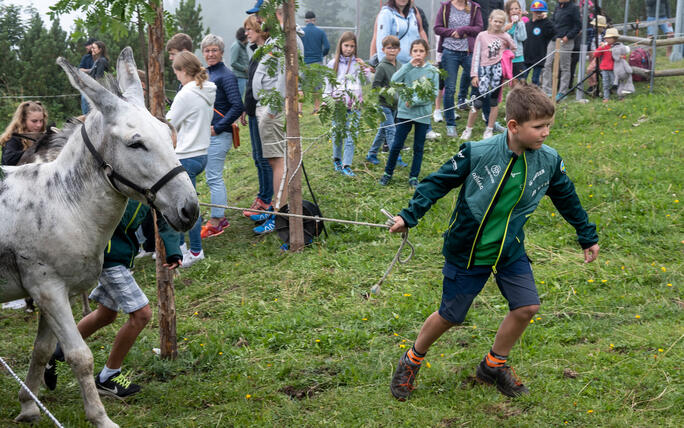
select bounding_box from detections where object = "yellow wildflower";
[635,315,641,319]
[246,394,252,399]
[587,279,594,283]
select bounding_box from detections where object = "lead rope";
[199,203,414,292]
[370,209,414,295]
[0,356,65,428]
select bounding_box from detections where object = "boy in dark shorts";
[388,83,599,400]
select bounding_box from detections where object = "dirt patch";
[233,337,248,347]
[485,402,523,419]
[437,417,467,427]
[563,368,579,379]
[459,375,480,389]
[279,384,322,400]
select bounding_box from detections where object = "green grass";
[2,59,683,427]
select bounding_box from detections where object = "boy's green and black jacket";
[398,133,598,271]
[103,200,182,269]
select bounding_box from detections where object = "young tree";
[171,0,207,50]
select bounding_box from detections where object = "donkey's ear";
[56,57,123,116]
[116,47,145,107]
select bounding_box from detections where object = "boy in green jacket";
[388,83,599,400]
[45,200,182,398]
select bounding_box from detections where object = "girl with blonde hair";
[1,101,48,165]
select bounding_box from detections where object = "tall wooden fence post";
[551,39,561,104]
[148,1,177,360]
[284,0,304,251]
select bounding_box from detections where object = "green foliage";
[170,0,207,49]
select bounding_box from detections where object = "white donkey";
[0,48,198,428]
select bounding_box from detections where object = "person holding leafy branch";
[387,83,599,401]
[379,38,439,189]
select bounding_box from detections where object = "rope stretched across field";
[0,356,65,428]
[199,202,413,292]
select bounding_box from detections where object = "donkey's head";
[56,47,199,232]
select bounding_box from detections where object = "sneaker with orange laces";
[242,198,271,218]
[390,351,422,401]
[475,357,529,397]
[201,217,230,239]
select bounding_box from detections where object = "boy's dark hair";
[410,38,429,52]
[382,35,400,48]
[506,82,555,123]
[166,33,193,52]
[236,27,247,42]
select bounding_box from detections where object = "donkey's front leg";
[15,312,56,423]
[37,286,119,428]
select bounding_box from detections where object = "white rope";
[0,356,65,428]
[0,94,79,99]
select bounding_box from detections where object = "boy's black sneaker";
[476,358,529,397]
[95,372,141,399]
[390,352,421,401]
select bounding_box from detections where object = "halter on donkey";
[0,48,199,428]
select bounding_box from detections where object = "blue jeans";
[206,132,232,218]
[332,109,360,167]
[368,106,395,157]
[601,70,615,100]
[249,115,273,204]
[442,49,472,126]
[236,77,247,100]
[179,155,207,253]
[522,65,544,86]
[384,120,429,178]
[81,96,89,115]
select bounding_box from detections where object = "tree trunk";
[148,1,177,360]
[284,0,304,252]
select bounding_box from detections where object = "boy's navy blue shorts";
[439,255,539,324]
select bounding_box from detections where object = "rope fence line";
[0,356,65,428]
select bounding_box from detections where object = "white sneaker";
[446,126,457,137]
[180,243,188,256]
[426,130,441,140]
[433,109,444,122]
[460,127,472,141]
[483,128,494,139]
[135,249,154,259]
[181,250,204,268]
[493,122,507,133]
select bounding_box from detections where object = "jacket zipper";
[467,153,517,269]
[492,153,527,273]
[125,202,143,267]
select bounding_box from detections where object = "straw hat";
[590,15,607,28]
[604,28,620,39]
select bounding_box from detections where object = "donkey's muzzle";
[175,198,200,232]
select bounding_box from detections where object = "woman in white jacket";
[166,51,217,267]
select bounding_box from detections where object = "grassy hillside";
[1,61,682,427]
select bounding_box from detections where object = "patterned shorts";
[478,62,503,96]
[89,265,149,314]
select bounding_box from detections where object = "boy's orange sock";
[485,349,507,368]
[405,346,426,365]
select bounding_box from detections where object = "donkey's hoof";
[95,418,119,428]
[15,411,41,423]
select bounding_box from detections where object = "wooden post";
[650,0,661,93]
[551,39,561,104]
[284,0,304,251]
[137,7,149,108]
[148,1,177,359]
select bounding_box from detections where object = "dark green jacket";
[399,133,598,271]
[104,200,182,269]
[372,58,399,110]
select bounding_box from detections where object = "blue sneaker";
[379,174,392,186]
[397,157,408,168]
[253,217,275,234]
[366,154,380,165]
[333,160,343,172]
[249,207,273,223]
[341,166,356,177]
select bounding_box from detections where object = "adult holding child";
[200,34,245,239]
[166,51,217,267]
[434,0,484,137]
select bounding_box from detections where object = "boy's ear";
[507,119,519,133]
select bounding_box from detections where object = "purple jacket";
[434,1,484,53]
